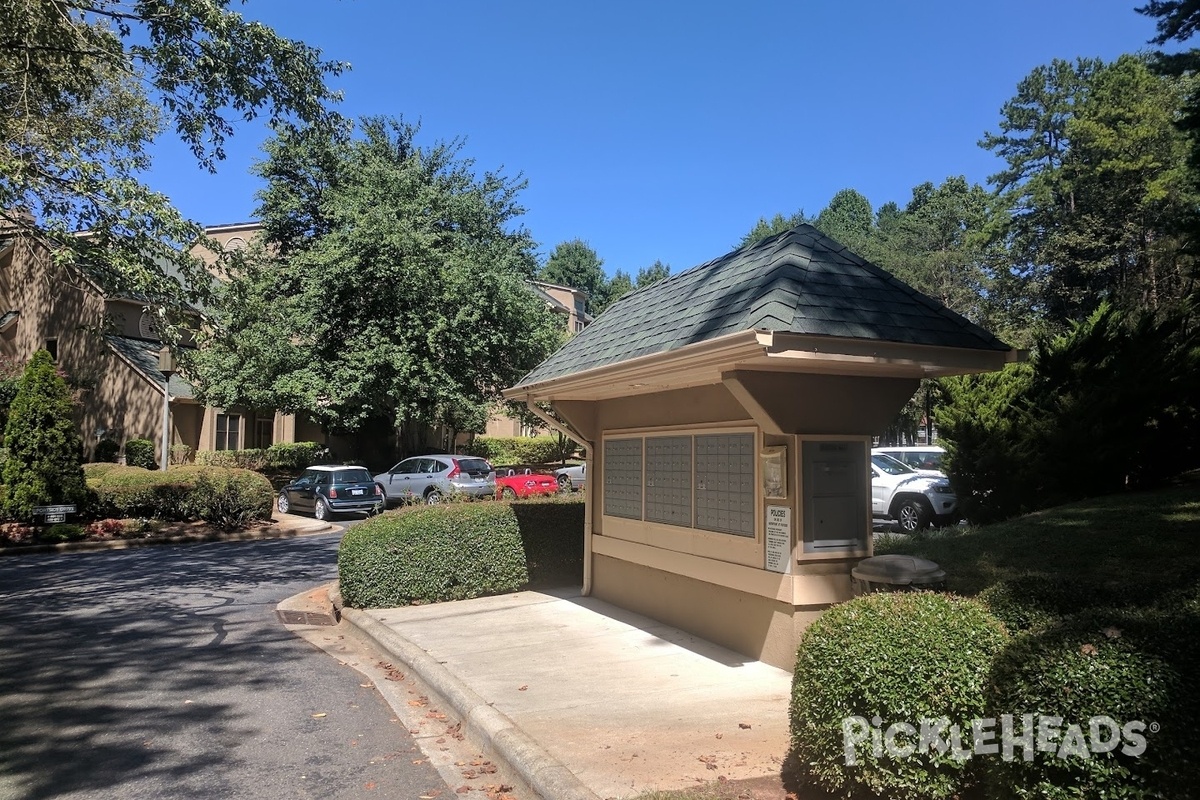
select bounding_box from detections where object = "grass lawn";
[875,475,1200,609]
[628,477,1200,800]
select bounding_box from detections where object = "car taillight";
[447,461,462,480]
[374,484,382,495]
[329,487,338,499]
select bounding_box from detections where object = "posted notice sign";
[33,504,76,524]
[765,505,791,573]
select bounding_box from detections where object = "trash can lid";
[851,554,945,585]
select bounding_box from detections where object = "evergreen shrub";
[87,465,272,526]
[0,350,88,520]
[94,438,120,463]
[266,441,329,470]
[984,609,1200,799]
[123,438,157,470]
[790,592,1008,800]
[338,497,584,608]
[464,435,563,466]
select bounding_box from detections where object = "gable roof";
[512,225,1010,390]
[104,335,196,400]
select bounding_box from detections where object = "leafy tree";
[1140,0,1200,167]
[939,302,1200,523]
[814,189,874,252]
[1,0,344,317]
[0,350,88,520]
[594,269,633,316]
[635,260,671,288]
[980,56,1197,324]
[872,177,993,319]
[190,117,563,448]
[539,240,605,311]
[739,210,810,248]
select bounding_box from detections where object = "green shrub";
[87,464,271,525]
[0,350,89,520]
[169,443,192,465]
[510,497,584,587]
[984,609,1200,799]
[124,438,157,470]
[83,462,122,479]
[38,523,87,543]
[195,448,268,470]
[464,435,564,466]
[790,592,1008,800]
[339,503,529,607]
[977,574,1138,634]
[94,438,120,463]
[182,468,273,529]
[266,441,329,470]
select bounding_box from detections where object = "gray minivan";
[373,455,495,505]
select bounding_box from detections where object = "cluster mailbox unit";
[505,226,1019,669]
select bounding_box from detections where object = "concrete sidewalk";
[337,588,793,800]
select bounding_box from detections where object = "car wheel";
[425,489,443,505]
[314,497,330,521]
[501,487,517,500]
[277,492,290,514]
[557,474,573,492]
[895,499,929,534]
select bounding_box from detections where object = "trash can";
[851,554,945,596]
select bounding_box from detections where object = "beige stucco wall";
[555,379,891,670]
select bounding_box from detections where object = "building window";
[574,320,585,332]
[603,438,643,519]
[44,338,58,360]
[216,413,241,451]
[254,418,273,449]
[644,436,692,526]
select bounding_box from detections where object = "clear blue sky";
[150,0,1167,277]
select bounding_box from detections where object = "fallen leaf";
[363,781,376,790]
[456,788,471,795]
[738,723,752,729]
[312,713,327,718]
[1080,643,1098,657]
[518,685,528,691]
[715,733,723,739]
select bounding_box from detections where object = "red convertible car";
[494,466,559,500]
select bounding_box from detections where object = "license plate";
[351,489,364,495]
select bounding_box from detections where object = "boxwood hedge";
[983,607,1200,799]
[86,465,273,529]
[790,592,1008,800]
[338,497,584,608]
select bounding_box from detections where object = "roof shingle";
[513,224,1010,388]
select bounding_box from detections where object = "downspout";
[523,398,595,596]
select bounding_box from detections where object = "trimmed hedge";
[790,592,1008,800]
[195,442,330,471]
[983,608,1200,799]
[94,439,120,463]
[87,465,273,528]
[338,496,584,608]
[464,435,564,466]
[124,438,157,470]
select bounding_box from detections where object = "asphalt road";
[0,531,450,800]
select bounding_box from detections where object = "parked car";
[870,452,958,533]
[553,462,586,492]
[373,455,495,505]
[872,445,946,475]
[277,465,383,520]
[494,465,559,500]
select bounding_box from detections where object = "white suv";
[870,452,958,533]
[872,445,946,475]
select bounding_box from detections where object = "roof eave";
[763,332,1025,377]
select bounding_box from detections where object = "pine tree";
[0,351,87,520]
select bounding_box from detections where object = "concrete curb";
[329,586,601,800]
[0,518,337,557]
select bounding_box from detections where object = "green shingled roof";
[513,225,1011,389]
[105,335,196,400]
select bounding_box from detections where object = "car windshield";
[872,453,916,476]
[335,469,373,483]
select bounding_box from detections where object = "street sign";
[44,513,66,523]
[32,504,77,515]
